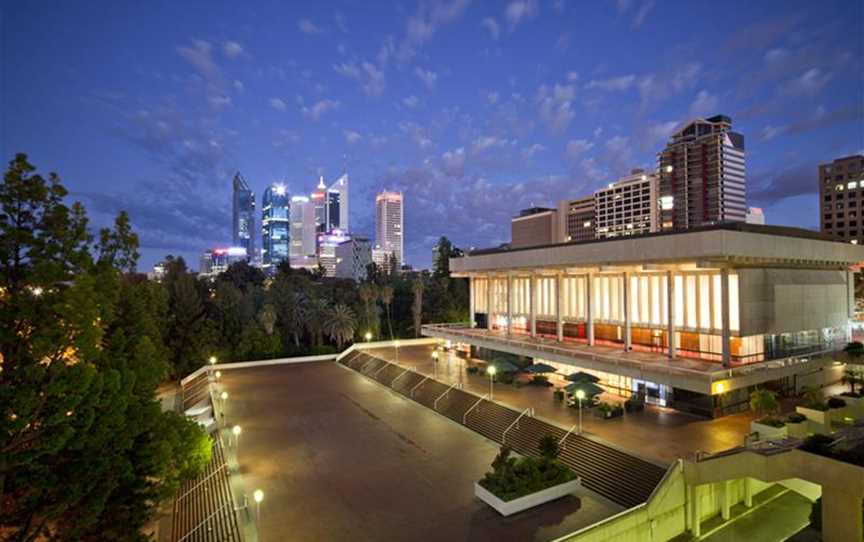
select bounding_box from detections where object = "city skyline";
[4,1,862,271]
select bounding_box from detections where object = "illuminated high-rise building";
[311,176,328,234]
[232,172,255,259]
[326,173,349,232]
[290,196,316,258]
[261,183,290,271]
[375,190,403,267]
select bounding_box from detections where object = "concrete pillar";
[721,268,731,368]
[822,489,863,542]
[623,272,631,351]
[689,484,701,537]
[506,274,513,336]
[743,477,752,508]
[556,272,564,342]
[720,481,731,520]
[667,271,676,358]
[529,273,537,338]
[486,274,493,331]
[469,276,475,328]
[587,273,594,346]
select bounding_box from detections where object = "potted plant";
[475,437,580,516]
[593,401,624,419]
[553,389,565,402]
[796,387,830,430]
[749,388,787,438]
[785,412,808,438]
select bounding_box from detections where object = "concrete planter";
[838,394,864,418]
[786,420,808,439]
[750,420,787,440]
[474,478,581,517]
[796,406,830,433]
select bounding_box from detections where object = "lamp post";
[364,331,372,342]
[487,365,497,400]
[209,355,217,365]
[394,340,400,364]
[431,350,439,379]
[232,425,242,450]
[220,391,228,423]
[575,389,586,434]
[253,489,264,533]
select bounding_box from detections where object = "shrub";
[749,388,779,418]
[479,444,576,502]
[757,417,786,428]
[538,434,560,460]
[786,412,806,423]
[827,397,847,409]
[800,434,835,455]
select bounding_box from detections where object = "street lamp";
[253,489,264,525]
[394,340,400,364]
[575,389,586,434]
[215,370,222,381]
[232,425,242,450]
[208,355,217,365]
[220,391,228,422]
[431,350,439,378]
[365,331,372,342]
[487,365,497,400]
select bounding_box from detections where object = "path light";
[394,340,401,364]
[253,489,264,525]
[232,425,242,449]
[365,331,372,342]
[215,370,222,380]
[431,350,439,378]
[487,365,497,400]
[575,389,586,434]
[209,355,217,365]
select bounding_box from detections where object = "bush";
[840,391,863,398]
[553,389,565,401]
[786,412,806,423]
[757,417,786,428]
[538,434,560,460]
[827,397,847,409]
[479,443,576,502]
[800,434,835,455]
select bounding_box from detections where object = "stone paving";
[367,344,756,465]
[218,361,620,542]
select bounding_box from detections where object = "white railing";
[372,361,391,379]
[502,407,534,444]
[558,423,579,450]
[433,381,463,411]
[391,367,412,387]
[463,394,489,424]
[409,376,429,397]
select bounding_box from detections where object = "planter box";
[750,420,788,440]
[796,406,830,432]
[474,478,582,517]
[786,421,808,439]
[838,394,864,418]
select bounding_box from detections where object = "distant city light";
[274,183,287,196]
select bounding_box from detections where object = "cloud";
[481,17,501,39]
[233,80,244,92]
[635,63,701,110]
[565,139,594,159]
[396,0,471,64]
[644,120,679,147]
[334,61,386,96]
[505,0,539,30]
[269,98,287,111]
[176,39,237,109]
[402,95,420,108]
[298,18,323,35]
[749,162,818,204]
[586,75,636,92]
[222,41,244,59]
[783,68,832,96]
[535,82,577,133]
[471,136,509,154]
[760,125,783,141]
[603,136,635,175]
[616,0,655,29]
[522,143,545,159]
[301,99,340,120]
[344,130,362,145]
[441,147,466,177]
[414,67,438,90]
[208,95,232,109]
[757,104,864,141]
[398,121,434,149]
[486,92,499,105]
[689,90,719,117]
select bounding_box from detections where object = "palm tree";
[304,295,330,347]
[411,278,424,338]
[841,369,862,395]
[749,388,779,419]
[359,282,378,337]
[324,304,357,349]
[257,304,277,335]
[380,285,394,340]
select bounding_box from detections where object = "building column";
[668,271,676,359]
[743,478,753,508]
[689,484,701,537]
[720,481,731,520]
[721,268,731,368]
[529,273,537,338]
[486,274,494,331]
[506,274,513,336]
[469,276,475,328]
[556,272,564,342]
[623,272,631,351]
[822,489,863,542]
[587,273,594,346]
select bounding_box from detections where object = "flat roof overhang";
[452,224,864,275]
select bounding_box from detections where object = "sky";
[3,0,863,271]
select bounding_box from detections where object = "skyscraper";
[375,190,403,267]
[593,170,659,239]
[657,115,746,230]
[289,196,317,259]
[819,154,864,244]
[311,176,328,234]
[232,172,255,259]
[261,183,290,271]
[326,173,349,232]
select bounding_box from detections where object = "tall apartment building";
[819,154,864,244]
[375,191,404,266]
[657,115,746,230]
[311,177,328,234]
[261,183,290,271]
[594,170,659,239]
[232,172,255,260]
[317,229,350,277]
[557,196,595,242]
[511,207,559,248]
[326,173,349,232]
[289,196,316,258]
[335,237,372,282]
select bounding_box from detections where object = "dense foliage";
[479,438,576,502]
[0,154,211,541]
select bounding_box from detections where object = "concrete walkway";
[369,344,755,465]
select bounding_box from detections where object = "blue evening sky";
[3,1,863,270]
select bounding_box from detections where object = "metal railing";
[558,423,580,450]
[463,393,488,424]
[502,407,534,444]
[390,367,412,387]
[433,381,463,411]
[359,356,379,373]
[409,376,429,398]
[372,361,391,379]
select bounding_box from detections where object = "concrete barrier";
[475,479,583,517]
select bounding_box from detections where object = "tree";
[380,285,394,340]
[304,294,329,347]
[258,304,277,336]
[844,341,864,366]
[358,282,379,339]
[411,277,424,338]
[324,303,357,349]
[841,369,862,395]
[432,236,462,278]
[749,388,779,419]
[538,434,560,461]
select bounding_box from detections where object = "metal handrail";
[359,356,378,373]
[433,381,463,411]
[176,463,228,501]
[372,361,391,379]
[409,376,429,397]
[558,423,579,450]
[176,502,233,542]
[390,367,411,387]
[502,407,533,444]
[463,393,488,424]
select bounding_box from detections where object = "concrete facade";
[512,207,559,248]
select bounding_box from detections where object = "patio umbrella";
[565,371,600,383]
[564,381,604,397]
[487,359,520,373]
[523,362,557,374]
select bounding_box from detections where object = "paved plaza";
[367,344,756,465]
[218,362,620,542]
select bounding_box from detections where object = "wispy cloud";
[586,75,636,92]
[535,81,577,133]
[222,41,244,59]
[689,90,718,117]
[334,61,386,96]
[301,99,340,120]
[414,67,438,90]
[269,98,287,112]
[402,95,420,108]
[298,18,323,35]
[505,0,539,30]
[481,17,501,39]
[344,130,362,144]
[783,68,833,96]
